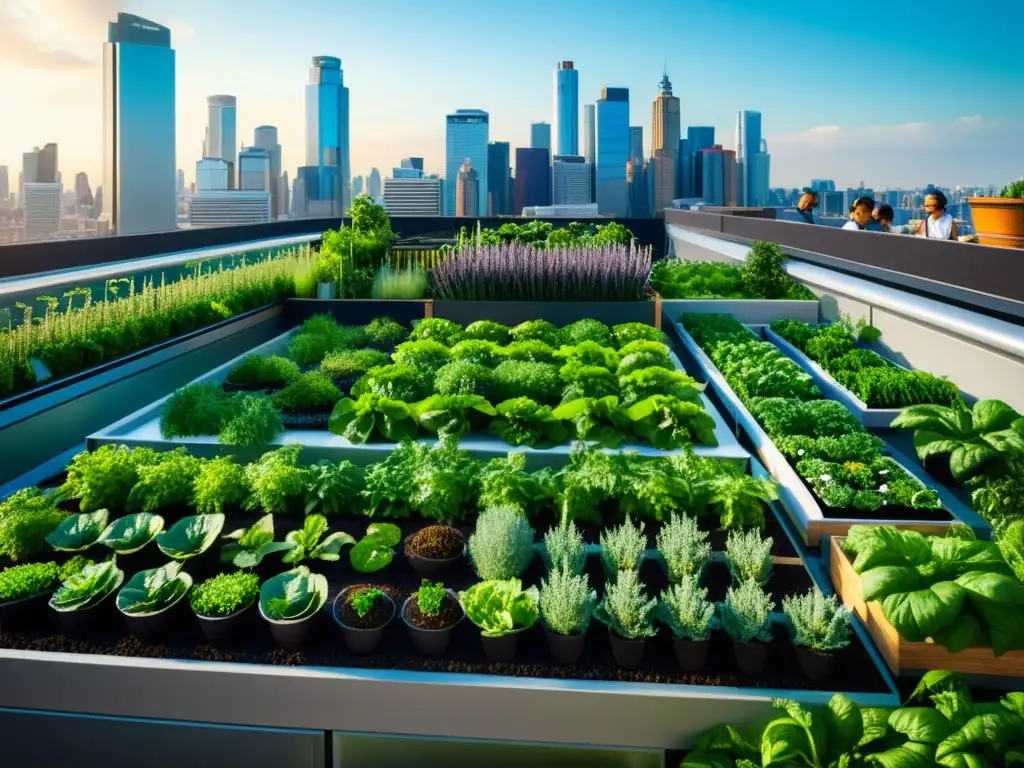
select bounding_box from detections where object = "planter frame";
[661,298,819,326]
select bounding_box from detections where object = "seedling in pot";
[539,563,597,663]
[782,588,852,682]
[658,574,716,672]
[117,561,192,616]
[190,571,259,618]
[281,514,356,565]
[350,588,386,620]
[49,559,124,614]
[460,578,540,662]
[0,562,61,609]
[718,579,775,676]
[220,514,293,569]
[259,567,328,623]
[402,579,463,656]
[594,569,657,669]
[599,518,646,577]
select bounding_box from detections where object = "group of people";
[795,189,957,239]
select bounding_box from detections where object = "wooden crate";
[829,537,1024,677]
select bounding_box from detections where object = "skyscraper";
[530,122,551,151]
[278,171,290,218]
[514,148,550,214]
[596,87,629,217]
[748,138,771,207]
[552,155,591,206]
[206,95,237,187]
[302,56,350,217]
[553,61,579,156]
[74,172,94,209]
[368,168,382,199]
[409,158,424,172]
[23,183,62,238]
[455,160,480,217]
[679,126,715,199]
[445,109,489,216]
[582,104,596,204]
[629,127,643,164]
[195,158,231,192]
[0,166,8,202]
[238,147,271,192]
[487,141,511,215]
[735,110,762,207]
[701,145,737,206]
[651,73,681,157]
[352,175,364,197]
[176,168,185,195]
[254,125,282,217]
[36,143,59,184]
[102,13,177,235]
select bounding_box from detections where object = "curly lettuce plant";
[459,578,540,638]
[464,320,509,344]
[328,392,418,443]
[491,397,570,448]
[408,317,464,347]
[192,455,249,514]
[625,394,718,449]
[0,488,67,561]
[552,395,631,448]
[409,394,496,437]
[392,339,453,374]
[60,444,160,513]
[0,561,60,603]
[127,448,203,513]
[352,364,429,402]
[244,445,307,514]
[618,366,705,406]
[303,459,365,516]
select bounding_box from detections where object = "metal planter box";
[661,299,819,326]
[671,322,986,545]
[430,300,659,329]
[87,329,750,469]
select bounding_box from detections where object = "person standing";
[795,189,819,224]
[842,197,876,230]
[918,191,958,240]
[873,204,895,232]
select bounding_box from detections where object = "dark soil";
[403,593,461,630]
[337,585,397,630]
[798,472,954,522]
[405,525,465,559]
[923,454,961,489]
[327,374,361,398]
[279,411,332,430]
[0,508,888,694]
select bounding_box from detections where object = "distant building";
[487,141,511,215]
[206,95,237,187]
[189,191,271,227]
[530,122,551,151]
[0,165,8,202]
[701,145,737,206]
[368,168,382,200]
[649,148,676,214]
[455,160,479,217]
[749,138,771,208]
[651,71,680,211]
[383,176,442,216]
[23,182,63,238]
[582,104,596,202]
[278,171,290,219]
[408,158,424,172]
[253,126,282,217]
[552,155,592,206]
[238,147,271,192]
[554,61,579,156]
[36,144,59,184]
[102,13,177,235]
[679,126,715,199]
[811,179,836,193]
[352,175,363,197]
[629,127,643,165]
[176,168,185,196]
[514,148,550,214]
[74,172,94,209]
[735,110,762,206]
[521,203,599,218]
[596,87,629,217]
[445,109,489,216]
[303,55,351,216]
[626,159,649,218]
[196,158,232,192]
[292,176,308,219]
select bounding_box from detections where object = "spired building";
[298,56,351,218]
[445,110,489,216]
[102,13,177,235]
[650,71,680,213]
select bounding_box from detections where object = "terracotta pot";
[967,197,1024,248]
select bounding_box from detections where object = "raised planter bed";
[430,299,661,330]
[283,298,429,328]
[670,321,987,545]
[87,328,750,469]
[661,299,818,326]
[829,537,1024,678]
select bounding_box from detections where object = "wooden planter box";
[829,537,1024,678]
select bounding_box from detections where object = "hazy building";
[176,168,185,195]
[735,110,762,207]
[302,56,351,216]
[596,87,629,217]
[238,147,272,192]
[102,13,177,235]
[701,145,737,206]
[292,176,308,219]
[748,138,771,207]
[651,72,680,157]
[408,158,424,172]
[206,95,237,187]
[368,168,382,200]
[383,176,442,216]
[253,125,282,217]
[0,165,8,202]
[811,179,836,193]
[36,144,59,184]
[455,160,480,217]
[514,147,550,214]
[23,182,63,238]
[554,61,579,156]
[487,141,511,215]
[629,127,643,165]
[521,203,599,218]
[22,151,38,202]
[74,172,94,209]
[530,122,551,151]
[445,109,489,216]
[195,158,232,192]
[352,175,364,197]
[551,155,591,206]
[189,191,271,227]
[278,171,290,218]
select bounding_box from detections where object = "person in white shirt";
[842,197,876,231]
[918,191,958,240]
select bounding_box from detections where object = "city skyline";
[2,0,1023,191]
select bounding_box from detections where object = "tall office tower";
[176,169,185,195]
[278,171,290,218]
[253,125,282,217]
[206,96,237,187]
[514,148,550,214]
[409,158,424,172]
[455,160,480,217]
[628,127,643,165]
[74,172,94,209]
[530,122,551,151]
[22,150,39,202]
[445,109,489,216]
[678,126,715,199]
[552,155,591,206]
[301,56,351,217]
[292,176,308,219]
[368,168,382,200]
[383,176,442,216]
[238,147,272,192]
[651,72,680,156]
[735,110,762,207]
[102,14,176,235]
[36,143,59,183]
[701,145,737,206]
[650,149,676,213]
[352,175,364,197]
[553,61,579,156]
[810,179,835,192]
[595,87,629,217]
[0,166,8,202]
[23,183,63,238]
[748,138,770,207]
[626,160,649,218]
[487,141,511,215]
[195,158,232,191]
[582,104,596,202]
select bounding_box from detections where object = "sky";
[1,0,1022,192]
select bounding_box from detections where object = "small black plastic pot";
[545,627,586,664]
[479,626,528,663]
[119,576,192,643]
[259,603,321,650]
[608,631,647,670]
[52,574,124,637]
[405,542,465,581]
[401,591,463,657]
[333,588,396,656]
[672,636,710,672]
[795,646,836,682]
[732,638,769,676]
[194,599,256,643]
[0,591,50,630]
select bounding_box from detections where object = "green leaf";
[936,712,1024,767]
[45,509,109,552]
[950,444,999,480]
[859,707,895,747]
[761,721,816,767]
[679,750,736,768]
[116,561,192,615]
[826,694,864,759]
[350,538,394,572]
[933,613,985,653]
[312,531,356,561]
[229,541,294,569]
[881,581,965,641]
[97,513,165,554]
[49,560,124,612]
[888,708,957,745]
[156,514,225,560]
[866,742,936,767]
[365,522,401,548]
[862,565,924,602]
[972,399,1019,433]
[692,724,758,760]
[259,566,327,621]
[847,527,932,573]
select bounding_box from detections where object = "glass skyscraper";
[254,125,282,217]
[206,95,237,186]
[596,87,629,217]
[445,109,489,216]
[679,126,715,198]
[554,61,579,156]
[487,141,511,215]
[735,110,762,207]
[530,122,551,151]
[102,13,177,235]
[303,56,350,216]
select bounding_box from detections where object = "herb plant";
[467,506,536,580]
[272,371,342,412]
[281,514,356,564]
[459,578,540,637]
[657,514,712,582]
[416,580,447,616]
[782,588,852,652]
[364,316,408,347]
[349,587,386,618]
[244,445,307,514]
[725,529,774,585]
[218,394,283,446]
[407,436,482,523]
[192,456,249,515]
[408,318,465,347]
[464,320,510,344]
[594,569,658,640]
[303,459,365,516]
[319,349,391,381]
[226,355,300,388]
[539,566,598,636]
[718,579,774,643]
[491,360,562,403]
[60,444,160,512]
[49,560,124,613]
[599,518,647,575]
[0,488,67,561]
[658,574,716,641]
[433,360,496,398]
[707,473,776,530]
[127,448,203,513]
[189,571,259,617]
[156,514,225,560]
[392,339,453,374]
[478,452,557,516]
[541,519,588,576]
[161,383,235,438]
[220,513,293,568]
[0,561,59,603]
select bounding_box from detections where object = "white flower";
[820,474,832,482]
[879,484,889,493]
[797,449,806,456]
[882,500,887,506]
[879,470,890,476]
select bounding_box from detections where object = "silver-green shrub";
[599,518,646,576]
[657,574,716,641]
[541,519,587,576]
[718,579,774,643]
[657,514,711,583]
[782,588,852,652]
[725,529,773,585]
[539,564,597,636]
[594,569,658,640]
[467,506,535,580]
